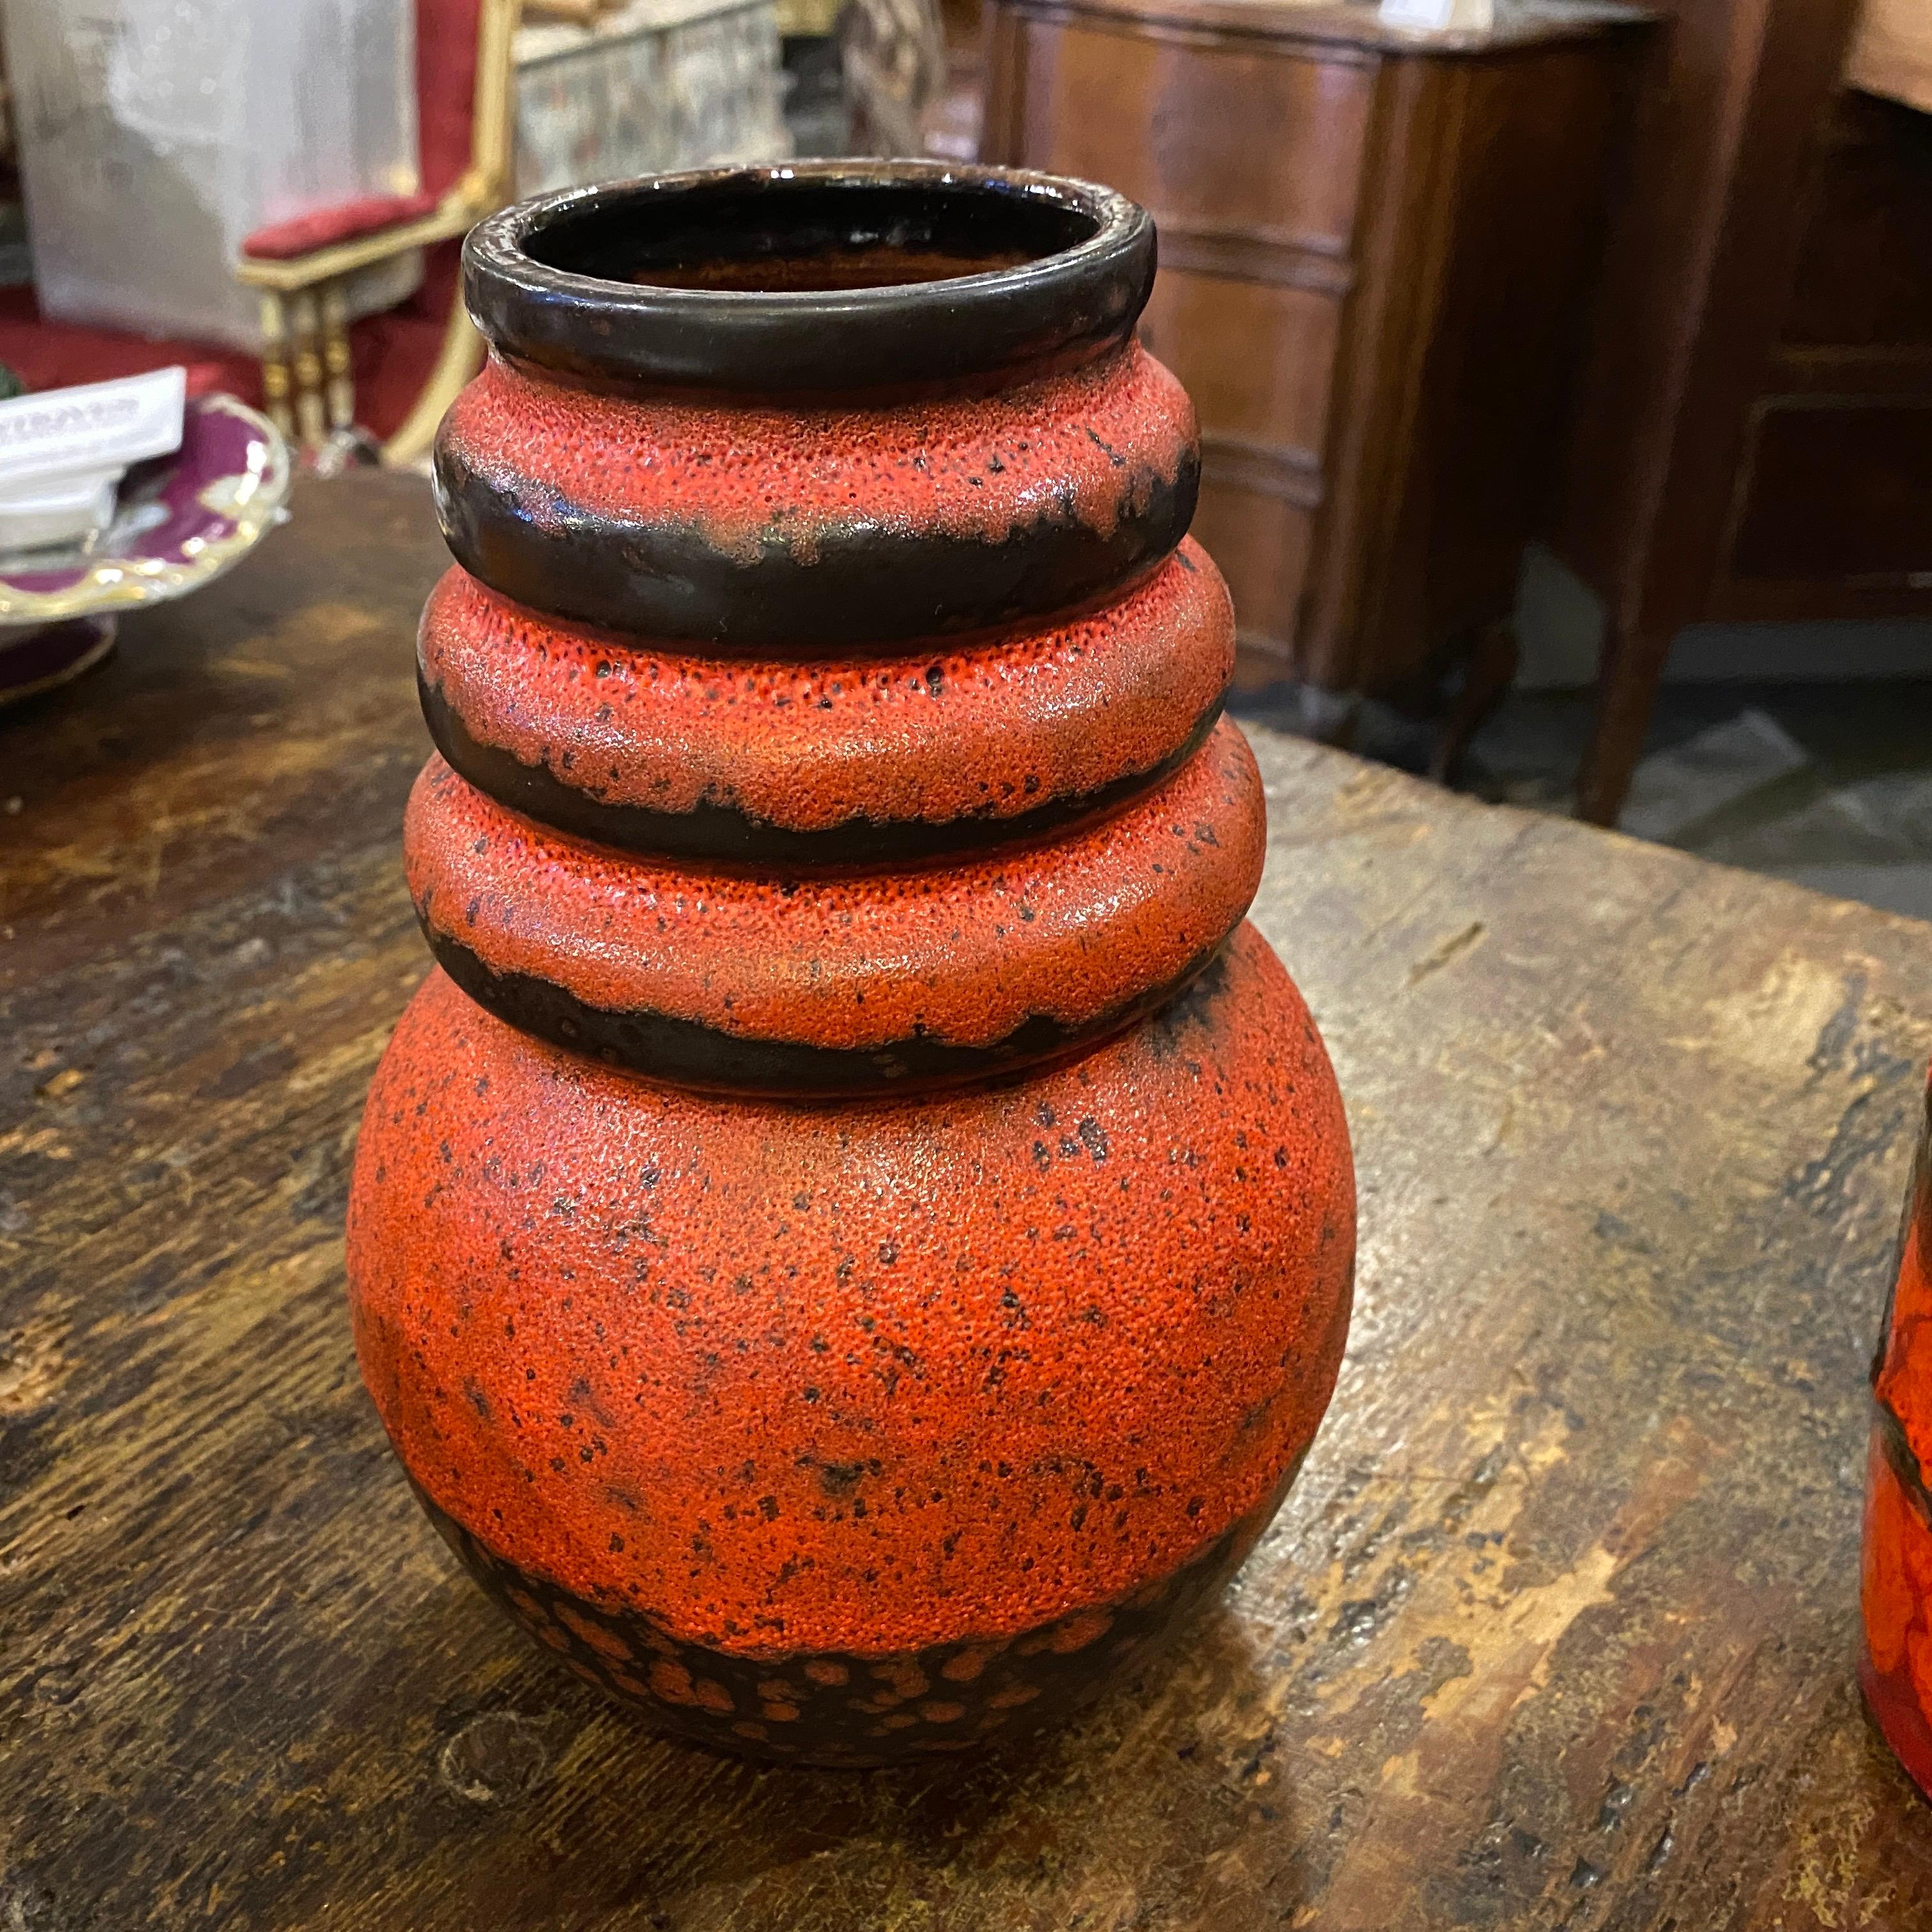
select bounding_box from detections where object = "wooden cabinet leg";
[1575,617,1672,826]
[1429,618,1519,786]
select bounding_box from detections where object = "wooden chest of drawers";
[982,0,1650,743]
[1560,0,1932,824]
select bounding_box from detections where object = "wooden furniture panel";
[1783,93,1932,348]
[1321,40,1632,693]
[1728,400,1932,582]
[992,18,1374,253]
[985,0,1647,765]
[1560,4,1932,823]
[10,476,1932,1928]
[1188,479,1317,655]
[1137,270,1338,475]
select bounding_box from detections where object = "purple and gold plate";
[0,392,291,705]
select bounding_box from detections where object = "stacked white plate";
[0,366,187,551]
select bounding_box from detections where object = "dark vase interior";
[518,175,1101,293]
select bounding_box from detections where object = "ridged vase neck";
[411,164,1257,1101]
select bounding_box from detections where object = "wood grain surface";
[4,475,1932,1929]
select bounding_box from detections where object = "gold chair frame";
[233,0,522,466]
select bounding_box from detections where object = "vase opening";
[461,162,1156,394]
[523,175,1100,294]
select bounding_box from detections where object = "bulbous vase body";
[346,164,1355,1767]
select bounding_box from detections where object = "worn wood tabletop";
[4,475,1932,1931]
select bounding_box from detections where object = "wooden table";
[6,475,1932,1929]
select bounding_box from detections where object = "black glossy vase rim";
[462,161,1156,395]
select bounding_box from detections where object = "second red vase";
[1862,1069,1932,1795]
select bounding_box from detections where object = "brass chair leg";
[289,290,327,450]
[257,291,295,439]
[320,281,356,432]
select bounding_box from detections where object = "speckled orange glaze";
[417,540,1232,848]
[405,719,1264,1067]
[347,163,1355,1766]
[349,930,1351,1658]
[1861,1070,1932,1799]
[442,341,1191,567]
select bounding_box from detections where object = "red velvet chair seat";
[241,191,443,261]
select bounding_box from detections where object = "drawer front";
[1002,19,1374,253]
[1190,478,1315,659]
[1139,268,1339,475]
[1784,93,1932,350]
[1729,401,1932,581]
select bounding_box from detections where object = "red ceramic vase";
[346,163,1356,1768]
[1862,1069,1932,1795]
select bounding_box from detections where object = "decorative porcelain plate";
[0,392,291,703]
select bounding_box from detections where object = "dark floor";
[1228,675,1932,923]
[1464,680,1932,923]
